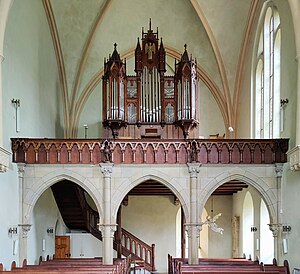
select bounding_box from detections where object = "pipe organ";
[102,21,199,139]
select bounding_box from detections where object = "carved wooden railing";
[120,228,156,272]
[11,138,289,165]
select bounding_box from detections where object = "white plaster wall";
[199,82,225,138]
[2,0,61,146]
[67,233,103,258]
[122,195,180,273]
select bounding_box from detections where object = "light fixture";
[8,226,18,236]
[228,127,234,139]
[83,124,88,139]
[251,225,258,232]
[46,227,54,234]
[202,196,224,234]
[202,213,224,234]
[11,99,21,132]
[282,224,291,233]
[280,98,289,108]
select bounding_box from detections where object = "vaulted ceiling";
[41,0,261,137]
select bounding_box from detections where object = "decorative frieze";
[0,146,11,172]
[287,145,300,171]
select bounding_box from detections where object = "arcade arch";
[22,168,104,226]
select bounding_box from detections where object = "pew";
[263,260,290,274]
[1,257,130,274]
[168,255,290,274]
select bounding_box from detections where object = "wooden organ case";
[102,22,199,139]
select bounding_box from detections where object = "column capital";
[275,163,284,177]
[268,223,281,237]
[97,223,117,237]
[187,163,201,178]
[100,163,114,177]
[0,54,4,63]
[18,224,31,238]
[17,163,26,177]
[184,223,202,237]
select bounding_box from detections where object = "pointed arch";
[111,169,189,224]
[198,168,277,225]
[23,169,103,224]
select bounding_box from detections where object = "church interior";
[1,0,300,273]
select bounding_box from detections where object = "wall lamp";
[83,124,88,139]
[282,224,291,233]
[280,98,289,108]
[8,226,18,236]
[11,99,21,132]
[46,227,54,234]
[250,225,258,232]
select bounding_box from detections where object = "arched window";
[242,192,254,259]
[252,3,280,138]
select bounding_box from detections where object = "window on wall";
[253,4,281,138]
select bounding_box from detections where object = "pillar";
[186,163,201,264]
[18,224,31,265]
[98,163,116,265]
[268,223,281,263]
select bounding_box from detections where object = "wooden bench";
[168,255,290,274]
[1,257,129,274]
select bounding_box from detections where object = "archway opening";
[201,179,274,262]
[260,198,274,263]
[118,179,183,273]
[27,180,101,264]
[243,191,254,259]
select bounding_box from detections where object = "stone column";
[268,223,281,262]
[18,224,31,265]
[272,164,284,262]
[186,163,201,264]
[99,163,116,265]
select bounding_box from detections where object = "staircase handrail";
[121,228,156,272]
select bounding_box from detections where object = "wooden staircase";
[51,180,156,272]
